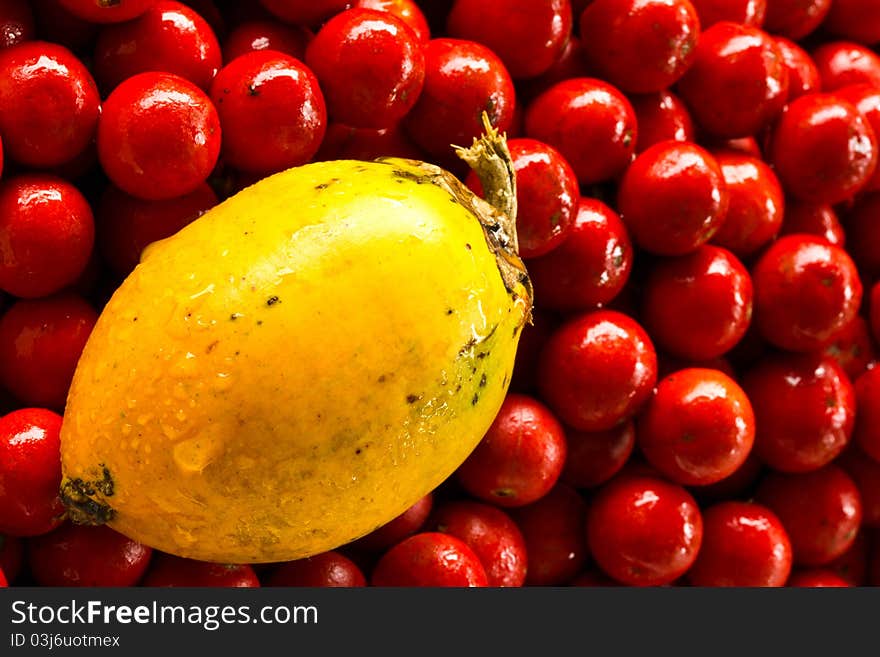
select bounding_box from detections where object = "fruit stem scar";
[59,465,117,526]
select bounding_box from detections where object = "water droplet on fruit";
[173,432,224,473]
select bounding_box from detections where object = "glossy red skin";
[0,294,97,410]
[688,0,766,28]
[257,0,350,27]
[403,38,515,160]
[675,22,789,139]
[455,393,567,507]
[351,492,433,553]
[561,420,635,489]
[99,72,221,201]
[751,234,863,352]
[313,123,424,163]
[586,475,703,586]
[835,84,880,192]
[209,51,325,175]
[527,197,632,312]
[755,465,862,567]
[853,366,880,463]
[822,315,875,381]
[710,151,784,258]
[770,93,877,206]
[222,20,311,62]
[618,140,729,256]
[787,569,851,587]
[96,181,217,279]
[30,0,98,53]
[0,174,95,299]
[27,524,152,586]
[742,352,855,473]
[580,0,700,94]
[93,0,222,93]
[779,201,845,246]
[265,551,366,587]
[516,36,591,102]
[0,534,23,584]
[305,9,424,130]
[523,77,637,185]
[59,0,157,23]
[143,554,259,587]
[823,0,880,45]
[0,0,33,49]
[642,246,753,361]
[510,484,589,586]
[465,138,578,259]
[762,0,830,40]
[837,445,880,529]
[637,368,755,486]
[355,0,430,42]
[844,192,880,283]
[0,408,64,537]
[629,90,695,154]
[686,501,791,587]
[0,41,99,168]
[537,309,657,432]
[427,500,528,587]
[774,37,820,101]
[812,41,880,91]
[446,0,571,80]
[370,532,488,587]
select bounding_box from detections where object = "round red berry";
[618,140,729,255]
[98,71,221,201]
[265,551,367,587]
[774,37,820,100]
[0,41,99,168]
[751,234,863,352]
[143,553,260,587]
[0,174,94,299]
[686,501,792,587]
[756,465,862,567]
[629,90,695,153]
[370,532,488,587]
[762,0,830,40]
[812,40,880,91]
[580,0,701,94]
[835,83,880,193]
[354,0,430,42]
[524,77,637,185]
[0,408,64,537]
[27,523,152,586]
[209,50,326,176]
[587,474,703,586]
[779,201,845,246]
[537,309,657,432]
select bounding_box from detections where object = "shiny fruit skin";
[762,0,830,40]
[756,465,862,567]
[209,51,325,176]
[455,393,567,508]
[59,157,531,564]
[265,551,367,586]
[98,71,221,201]
[629,90,695,153]
[812,41,880,91]
[524,77,637,185]
[586,474,703,586]
[370,532,488,587]
[579,0,701,94]
[537,309,658,432]
[427,499,528,587]
[774,37,820,100]
[686,501,791,586]
[354,0,431,43]
[142,554,259,587]
[751,234,863,352]
[768,93,877,206]
[0,408,64,537]
[675,22,789,139]
[0,174,95,299]
[527,196,632,312]
[617,140,729,256]
[779,201,845,246]
[742,352,855,473]
[835,83,880,192]
[92,0,222,93]
[688,0,766,28]
[27,523,152,586]
[636,368,755,486]
[0,41,100,168]
[305,9,425,130]
[446,0,572,80]
[641,245,753,360]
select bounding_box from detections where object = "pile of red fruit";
[1,0,880,588]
